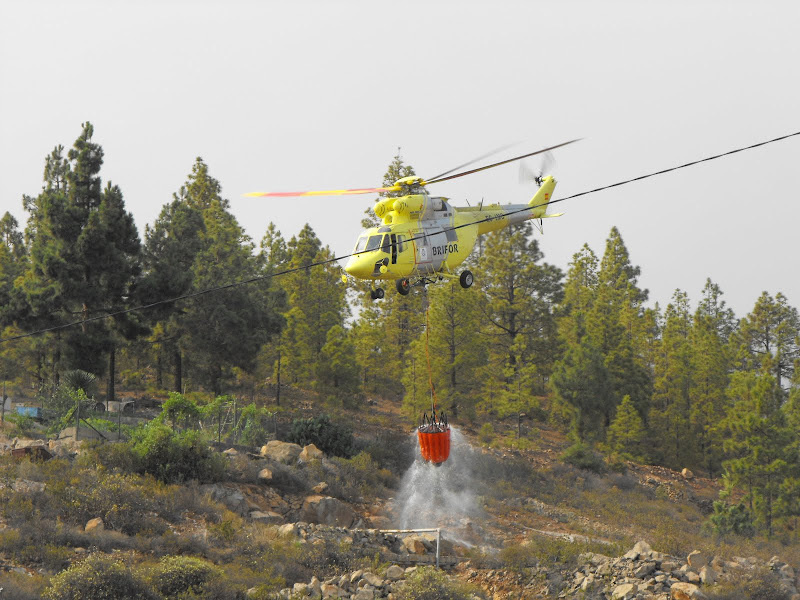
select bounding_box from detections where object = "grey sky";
[2,0,798,318]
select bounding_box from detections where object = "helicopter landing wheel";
[370,287,385,301]
[459,270,474,289]
[396,278,411,296]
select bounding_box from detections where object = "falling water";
[390,428,484,542]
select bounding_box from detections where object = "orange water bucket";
[418,427,451,464]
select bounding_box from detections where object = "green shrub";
[288,414,354,458]
[233,403,275,447]
[707,566,791,600]
[560,442,606,474]
[129,423,225,483]
[148,555,221,598]
[43,553,157,600]
[706,500,755,538]
[478,423,495,444]
[396,566,480,600]
[329,451,396,501]
[501,536,614,570]
[12,414,36,437]
[0,570,48,600]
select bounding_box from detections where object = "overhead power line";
[2,129,799,345]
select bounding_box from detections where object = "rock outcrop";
[557,541,799,600]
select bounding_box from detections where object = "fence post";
[436,528,441,569]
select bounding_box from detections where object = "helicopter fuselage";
[344,176,558,284]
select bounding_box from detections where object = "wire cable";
[2,129,799,345]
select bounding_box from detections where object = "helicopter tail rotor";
[519,151,555,188]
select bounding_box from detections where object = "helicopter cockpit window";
[354,236,368,253]
[432,197,445,211]
[365,235,383,252]
[380,234,391,253]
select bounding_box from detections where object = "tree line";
[1,123,799,538]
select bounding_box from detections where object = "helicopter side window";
[380,234,391,253]
[445,227,458,242]
[354,236,368,253]
[364,235,383,252]
[396,235,405,253]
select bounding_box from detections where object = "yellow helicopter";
[246,141,577,300]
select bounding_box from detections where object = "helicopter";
[246,140,578,300]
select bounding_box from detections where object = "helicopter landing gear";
[370,287,385,301]
[396,278,411,296]
[459,270,474,289]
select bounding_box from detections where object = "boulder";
[292,582,310,596]
[12,479,46,494]
[360,572,383,587]
[278,523,298,537]
[261,440,303,464]
[699,565,717,585]
[402,536,427,554]
[681,468,694,480]
[257,467,274,483]
[633,561,656,578]
[300,495,356,527]
[671,582,708,600]
[320,583,345,598]
[299,443,324,463]
[201,484,249,516]
[687,550,708,569]
[624,540,652,560]
[250,510,284,524]
[385,565,404,581]
[313,482,329,494]
[611,583,638,600]
[85,517,105,533]
[309,576,322,597]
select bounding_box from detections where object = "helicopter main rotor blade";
[426,139,580,185]
[426,142,519,182]
[244,185,400,198]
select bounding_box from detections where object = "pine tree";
[422,279,486,420]
[18,123,141,386]
[558,243,598,348]
[317,324,360,406]
[690,279,734,477]
[722,372,795,536]
[141,158,283,395]
[734,291,800,393]
[586,227,652,422]
[607,395,647,461]
[550,319,611,441]
[277,224,348,390]
[178,159,284,395]
[0,213,27,326]
[139,196,207,391]
[649,290,694,468]
[477,223,563,416]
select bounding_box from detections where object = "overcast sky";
[2,0,799,318]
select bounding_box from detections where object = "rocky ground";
[3,422,799,599]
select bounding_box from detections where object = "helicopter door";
[390,234,398,265]
[416,228,446,272]
[415,232,431,265]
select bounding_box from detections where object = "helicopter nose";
[345,254,373,278]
